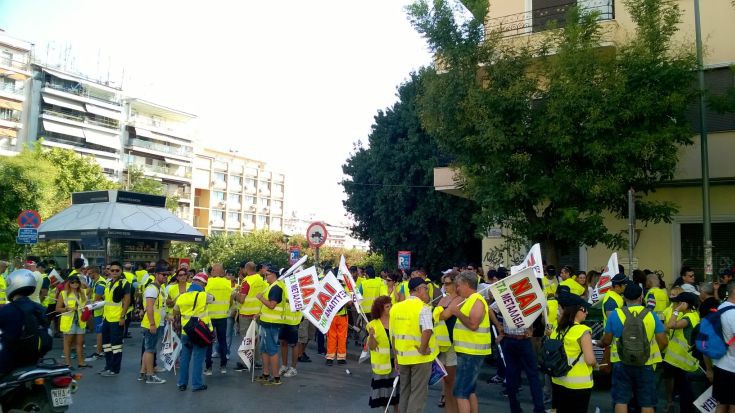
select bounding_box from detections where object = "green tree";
[124,166,180,211]
[407,0,696,265]
[342,70,482,275]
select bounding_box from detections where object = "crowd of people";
[1,256,735,413]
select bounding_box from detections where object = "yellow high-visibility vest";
[177,291,212,335]
[551,323,594,389]
[389,297,438,365]
[367,319,392,375]
[547,298,559,336]
[123,272,136,315]
[259,281,286,325]
[141,284,163,330]
[602,290,624,323]
[239,274,266,316]
[610,305,663,365]
[560,278,586,296]
[205,277,232,320]
[166,282,190,314]
[360,278,388,313]
[453,292,492,355]
[433,306,452,352]
[60,291,87,333]
[646,287,670,320]
[281,281,303,326]
[663,311,700,372]
[103,278,128,322]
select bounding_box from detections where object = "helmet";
[6,269,37,300]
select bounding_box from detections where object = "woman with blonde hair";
[56,274,91,369]
[435,270,461,412]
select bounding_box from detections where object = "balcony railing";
[0,81,23,95]
[44,81,121,105]
[127,137,192,157]
[0,58,29,71]
[486,0,614,38]
[43,109,120,130]
[0,111,21,123]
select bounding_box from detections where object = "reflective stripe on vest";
[103,279,126,322]
[663,311,700,372]
[141,284,163,329]
[610,305,662,365]
[60,291,86,332]
[240,275,266,316]
[367,319,392,375]
[453,293,492,356]
[433,306,451,352]
[259,281,286,324]
[389,298,438,365]
[551,324,593,389]
[205,277,232,319]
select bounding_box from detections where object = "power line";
[341,182,437,188]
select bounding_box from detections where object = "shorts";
[64,322,86,335]
[298,319,314,344]
[453,353,484,399]
[260,324,280,356]
[611,363,657,407]
[438,347,458,367]
[279,324,298,346]
[713,366,735,405]
[142,329,159,353]
[93,316,103,334]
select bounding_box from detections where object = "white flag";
[283,266,319,312]
[511,243,544,279]
[693,386,718,413]
[159,323,182,371]
[238,319,258,371]
[302,271,351,334]
[337,255,362,303]
[591,252,619,303]
[488,267,547,329]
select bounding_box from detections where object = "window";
[213,191,225,201]
[229,175,243,188]
[245,178,256,189]
[214,172,226,182]
[211,210,225,220]
[681,222,735,283]
[244,195,255,205]
[0,51,11,66]
[228,193,241,204]
[273,183,283,194]
[228,212,240,222]
[259,181,270,191]
[257,215,268,227]
[273,200,283,210]
[244,214,255,224]
[258,197,269,208]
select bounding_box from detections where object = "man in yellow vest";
[100,261,131,377]
[233,261,267,371]
[602,274,628,323]
[451,271,499,413]
[255,265,286,386]
[559,266,586,296]
[663,292,700,413]
[84,265,106,362]
[174,273,212,392]
[204,263,231,375]
[279,269,303,378]
[139,264,168,384]
[600,284,668,413]
[389,277,438,413]
[122,262,138,339]
[644,272,669,320]
[359,266,387,318]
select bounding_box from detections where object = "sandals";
[438,395,446,408]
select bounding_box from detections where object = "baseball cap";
[442,269,453,275]
[192,273,208,285]
[611,273,628,286]
[671,292,699,308]
[408,278,428,292]
[557,290,591,310]
[264,264,279,275]
[681,284,698,294]
[623,283,643,300]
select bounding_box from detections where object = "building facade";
[192,148,285,236]
[0,30,32,156]
[282,213,370,251]
[433,0,735,283]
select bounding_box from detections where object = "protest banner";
[278,254,308,280]
[489,267,546,329]
[238,319,258,371]
[591,252,618,303]
[303,271,351,334]
[159,322,182,371]
[693,386,718,413]
[284,266,319,312]
[337,255,363,303]
[511,243,544,279]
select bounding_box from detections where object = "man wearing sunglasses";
[99,261,131,377]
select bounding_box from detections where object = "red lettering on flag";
[298,276,314,287]
[522,302,542,317]
[527,255,535,266]
[510,277,532,296]
[309,304,324,319]
[317,291,331,307]
[324,283,336,295]
[516,293,538,313]
[301,287,315,302]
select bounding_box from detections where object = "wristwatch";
[672,310,680,317]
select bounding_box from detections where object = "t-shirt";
[699,297,721,319]
[604,297,620,314]
[714,301,735,373]
[144,284,164,326]
[260,284,283,328]
[604,307,665,337]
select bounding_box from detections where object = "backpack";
[11,302,52,365]
[539,325,583,377]
[183,293,215,347]
[695,306,735,359]
[618,307,651,366]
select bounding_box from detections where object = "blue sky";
[0,0,433,224]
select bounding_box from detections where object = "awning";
[42,94,85,112]
[0,127,17,138]
[43,120,85,138]
[164,157,191,166]
[0,98,22,111]
[38,190,205,243]
[42,67,120,94]
[133,127,153,138]
[83,129,119,149]
[85,104,120,120]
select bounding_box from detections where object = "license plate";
[51,388,72,407]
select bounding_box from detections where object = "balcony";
[0,81,23,96]
[127,137,191,158]
[0,110,21,123]
[43,108,119,131]
[44,81,120,106]
[212,180,227,190]
[210,218,225,228]
[486,0,614,38]
[129,116,190,138]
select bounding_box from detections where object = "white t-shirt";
[144,284,164,327]
[28,271,43,304]
[714,301,735,373]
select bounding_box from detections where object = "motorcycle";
[0,360,79,413]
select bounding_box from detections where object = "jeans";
[502,337,546,413]
[454,354,484,398]
[398,362,431,413]
[206,318,228,368]
[226,316,236,358]
[101,320,123,373]
[178,335,206,390]
[316,330,326,354]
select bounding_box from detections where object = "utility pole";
[694,0,713,281]
[628,188,635,270]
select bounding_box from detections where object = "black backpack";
[11,302,52,365]
[539,325,583,377]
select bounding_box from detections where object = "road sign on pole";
[17,210,42,228]
[288,246,301,265]
[398,251,411,270]
[306,222,328,248]
[17,228,39,245]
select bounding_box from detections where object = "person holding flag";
[326,278,351,366]
[234,261,267,371]
[255,265,286,386]
[174,273,212,392]
[602,274,628,322]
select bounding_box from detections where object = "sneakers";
[337,359,346,365]
[100,371,118,377]
[255,374,270,383]
[146,375,166,384]
[264,378,282,386]
[297,354,312,363]
[97,369,109,375]
[203,368,213,376]
[137,373,146,381]
[234,363,247,372]
[488,374,504,384]
[192,385,208,392]
[283,367,297,378]
[154,366,167,373]
[325,359,334,366]
[220,367,227,374]
[85,353,103,362]
[278,365,288,375]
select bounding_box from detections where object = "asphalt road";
[63,326,614,413]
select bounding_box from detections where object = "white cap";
[681,284,698,294]
[441,269,453,275]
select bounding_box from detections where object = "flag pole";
[383,375,399,413]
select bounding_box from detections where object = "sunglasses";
[109,269,121,272]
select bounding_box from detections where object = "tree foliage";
[342,70,481,275]
[407,0,696,264]
[124,166,180,211]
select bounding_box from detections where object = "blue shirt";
[604,298,620,314]
[604,307,665,337]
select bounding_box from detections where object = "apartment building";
[0,30,32,156]
[434,0,735,280]
[192,148,285,236]
[123,98,196,222]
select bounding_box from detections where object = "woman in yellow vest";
[660,286,683,412]
[551,292,597,413]
[56,274,91,369]
[386,272,400,305]
[645,273,670,320]
[166,269,191,326]
[174,273,212,391]
[367,295,398,412]
[663,292,700,413]
[435,270,461,412]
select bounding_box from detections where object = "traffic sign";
[398,251,411,270]
[17,210,42,228]
[306,222,328,248]
[288,246,301,265]
[17,228,39,245]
